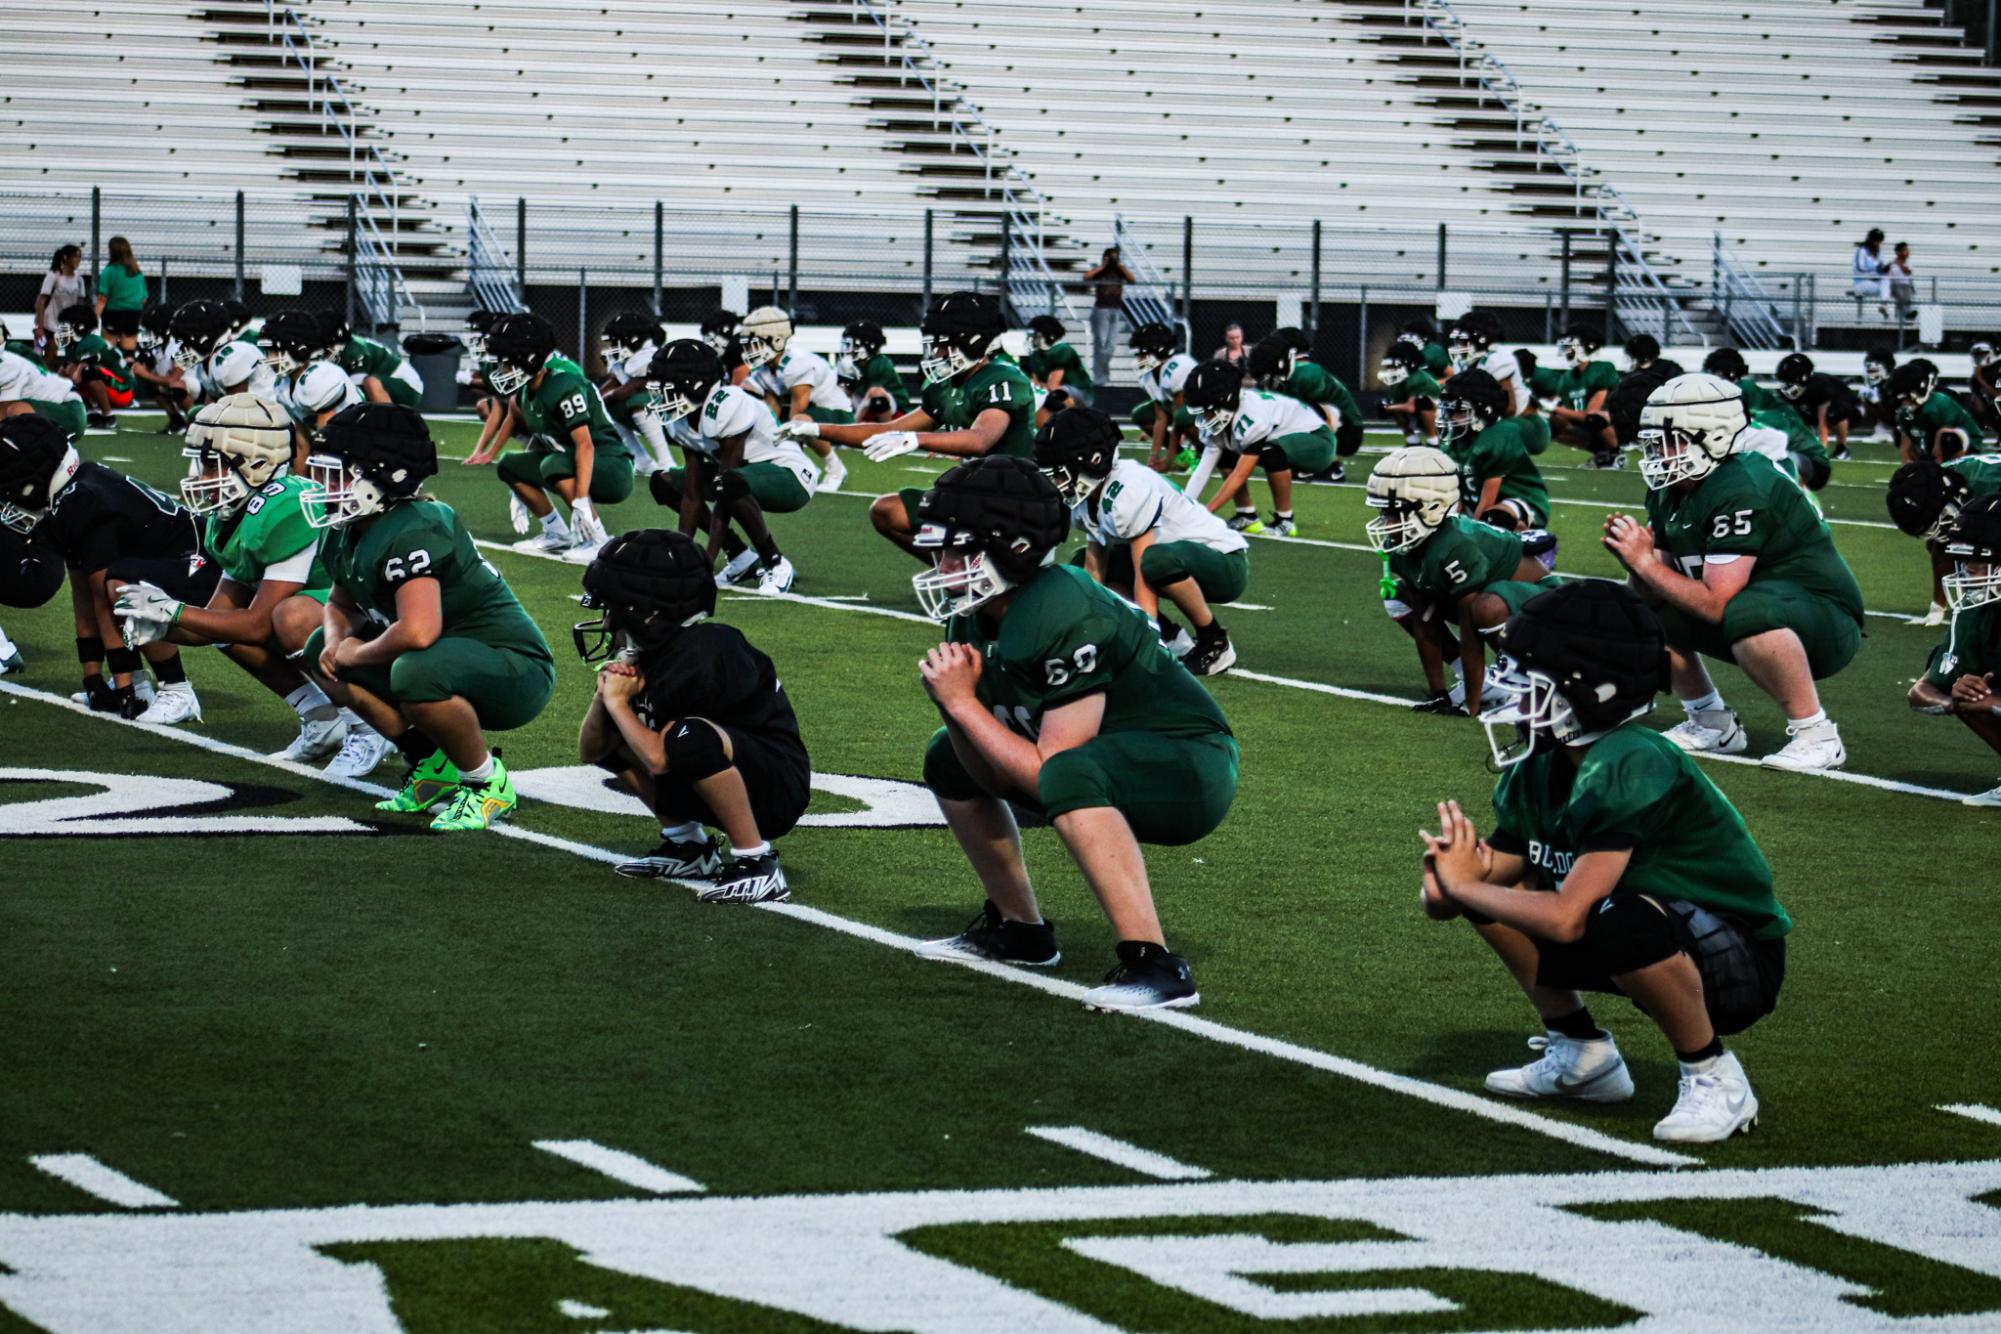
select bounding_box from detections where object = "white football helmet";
[1637,373,1746,491]
[294,361,362,418]
[209,341,266,394]
[740,307,793,369]
[181,393,295,514]
[1364,445,1461,552]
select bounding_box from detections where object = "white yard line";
[532,1140,705,1194]
[1024,1127,1215,1181]
[0,677,1695,1169]
[1938,1103,2001,1128]
[27,1155,178,1209]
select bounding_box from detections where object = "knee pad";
[1336,420,1364,457]
[1257,443,1293,472]
[1577,892,1682,977]
[1663,899,1775,1035]
[713,469,753,507]
[76,635,106,664]
[663,718,731,782]
[648,469,681,508]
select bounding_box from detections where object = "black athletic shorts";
[652,725,811,842]
[101,308,142,336]
[105,550,222,606]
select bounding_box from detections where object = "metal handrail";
[1711,231,1790,349]
[466,196,526,313]
[261,0,422,329]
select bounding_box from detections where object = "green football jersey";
[1401,368,1443,403]
[322,499,550,658]
[66,332,128,380]
[1897,390,1986,453]
[1554,359,1618,412]
[1285,361,1363,429]
[3,339,43,363]
[1024,341,1092,396]
[947,563,1231,742]
[336,335,407,381]
[517,365,628,460]
[1421,342,1451,376]
[1388,514,1531,602]
[204,476,331,591]
[1643,453,1864,619]
[1738,377,1770,413]
[1945,452,2001,500]
[1528,365,1566,402]
[1753,406,1830,476]
[1492,724,1789,939]
[860,352,911,406]
[920,356,1036,458]
[1924,601,2001,690]
[1451,418,1549,523]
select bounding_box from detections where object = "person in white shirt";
[740,306,851,492]
[1448,311,1527,416]
[1036,406,1248,677]
[1180,363,1339,539]
[0,348,89,440]
[1852,228,1890,317]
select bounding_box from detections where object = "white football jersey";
[696,382,820,490]
[1481,347,1528,413]
[1229,389,1327,451]
[769,346,853,413]
[609,345,656,386]
[0,350,82,405]
[1076,458,1248,555]
[1140,353,1199,407]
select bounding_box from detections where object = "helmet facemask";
[1447,329,1481,371]
[1637,424,1717,491]
[1364,495,1444,553]
[1778,379,1806,401]
[54,320,85,354]
[0,442,81,534]
[1041,463,1100,507]
[486,359,533,397]
[640,375,704,425]
[741,328,787,369]
[920,334,982,386]
[1864,360,1892,386]
[300,454,388,529]
[1973,343,1995,370]
[1557,337,1586,368]
[1480,658,1583,770]
[912,543,1015,622]
[172,337,212,371]
[1944,558,2001,613]
[1439,397,1484,448]
[1378,357,1409,388]
[179,447,255,516]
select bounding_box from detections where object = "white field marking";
[100,455,134,463]
[27,1155,178,1209]
[0,678,1695,1169]
[1229,669,1413,709]
[1940,1103,2001,1128]
[556,1299,611,1319]
[532,1140,705,1195]
[1227,601,1273,612]
[1025,1127,1215,1181]
[1688,751,1972,802]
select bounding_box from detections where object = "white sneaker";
[560,535,608,565]
[0,643,22,676]
[511,528,570,555]
[1653,1051,1758,1143]
[1485,1033,1635,1103]
[1910,602,1948,628]
[508,495,533,535]
[756,556,796,596]
[1760,718,1845,772]
[138,681,201,725]
[1662,708,1747,755]
[132,675,156,707]
[717,547,763,587]
[1162,627,1195,659]
[275,712,346,762]
[324,725,395,779]
[818,453,847,493]
[1963,781,2001,808]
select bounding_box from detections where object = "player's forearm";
[1909,679,1954,714]
[569,433,595,500]
[1443,878,1587,941]
[915,428,1001,458]
[362,377,391,405]
[347,619,433,668]
[941,697,1044,798]
[604,697,668,773]
[1628,554,1727,623]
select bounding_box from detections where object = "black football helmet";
[1248,334,1298,390]
[1439,367,1506,447]
[911,455,1069,620]
[1482,580,1667,769]
[485,312,559,396]
[643,339,725,423]
[841,319,887,361]
[1943,493,2001,613]
[1775,352,1814,400]
[1446,312,1497,370]
[1623,334,1661,368]
[0,415,82,534]
[221,299,252,340]
[1129,321,1180,372]
[260,309,325,376]
[319,310,355,356]
[920,292,1004,385]
[1889,358,1939,408]
[1033,404,1122,503]
[1702,347,1750,382]
[700,309,742,354]
[1556,324,1602,368]
[53,303,97,355]
[464,308,499,360]
[302,403,437,529]
[1864,345,1897,386]
[1181,359,1245,437]
[135,301,177,354]
[170,299,233,369]
[603,311,664,363]
[1971,342,1995,371]
[1397,318,1437,350]
[1027,314,1066,352]
[1380,341,1425,388]
[1887,459,1971,543]
[575,528,717,661]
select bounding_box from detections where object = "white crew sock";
[1679,1053,1722,1077]
[539,511,570,537]
[1790,708,1829,730]
[660,821,708,844]
[284,681,336,721]
[731,841,771,859]
[1683,689,1725,717]
[460,755,494,784]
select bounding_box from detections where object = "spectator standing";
[1852,228,1890,318]
[1214,323,1250,375]
[35,245,86,351]
[1082,245,1136,386]
[1889,242,1918,326]
[94,237,149,353]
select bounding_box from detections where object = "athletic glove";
[509,494,532,535]
[113,582,182,649]
[570,498,608,549]
[864,431,921,463]
[776,419,821,443]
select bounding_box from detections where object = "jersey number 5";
[1043,643,1099,687]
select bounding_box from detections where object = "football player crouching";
[1886,453,2001,626]
[1379,341,1442,448]
[741,306,851,492]
[1438,369,1551,534]
[171,299,274,407]
[51,304,133,429]
[322,312,426,408]
[1129,321,1200,473]
[837,320,911,424]
[298,404,556,830]
[1908,494,2001,806]
[1179,360,1338,538]
[576,529,811,901]
[597,312,674,478]
[642,339,817,596]
[1890,358,1983,466]
[1249,328,1365,481]
[909,456,1240,1011]
[1421,580,1786,1144]
[1366,446,1561,716]
[127,302,190,433]
[1035,405,1248,676]
[789,292,1036,560]
[0,517,66,676]
[1022,313,1094,425]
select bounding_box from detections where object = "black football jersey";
[1793,373,1860,424]
[638,621,807,762]
[39,460,200,574]
[0,522,65,609]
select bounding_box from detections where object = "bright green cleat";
[428,757,517,832]
[375,749,460,813]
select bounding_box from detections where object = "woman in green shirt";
[94,237,149,352]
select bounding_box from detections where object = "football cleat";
[1161,625,1195,659]
[755,556,796,596]
[615,837,726,881]
[1485,1033,1635,1103]
[1299,462,1346,485]
[1654,1051,1759,1143]
[1661,709,1747,755]
[275,713,346,762]
[917,900,1060,966]
[716,547,763,587]
[1265,515,1299,538]
[1760,718,1845,772]
[1411,691,1467,716]
[818,452,847,493]
[428,757,516,832]
[511,529,571,555]
[324,725,394,780]
[376,749,460,813]
[1589,451,1627,471]
[1962,781,2001,808]
[1082,940,1200,1012]
[561,534,608,566]
[137,681,202,725]
[695,851,791,904]
[1225,512,1264,534]
[0,645,21,676]
[1183,629,1236,677]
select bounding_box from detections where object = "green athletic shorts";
[666,457,813,514]
[924,725,1239,845]
[1518,412,1552,456]
[303,628,555,732]
[1655,578,1863,681]
[1138,541,1250,604]
[899,484,928,531]
[381,375,422,408]
[29,398,87,440]
[1481,575,1563,617]
[1265,427,1337,475]
[807,405,855,426]
[1132,400,1164,433]
[497,442,635,505]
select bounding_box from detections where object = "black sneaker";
[1410,690,1467,716]
[1082,941,1200,1011]
[1183,627,1237,677]
[615,836,725,880]
[1589,450,1626,471]
[916,900,1060,966]
[1832,444,1853,462]
[696,850,790,904]
[1300,461,1346,484]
